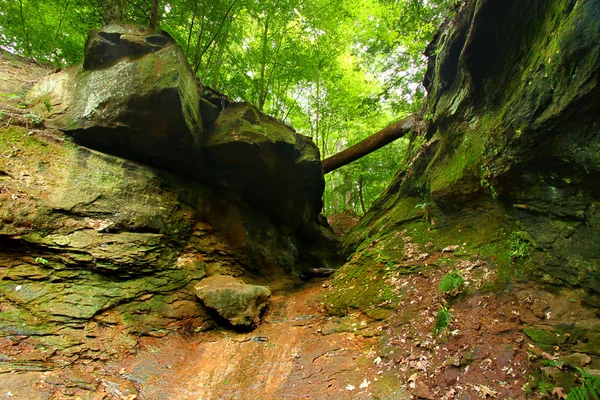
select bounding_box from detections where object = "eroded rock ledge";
[0,24,340,359]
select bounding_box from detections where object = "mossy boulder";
[201,102,324,227]
[0,124,328,357]
[195,274,271,328]
[27,24,204,178]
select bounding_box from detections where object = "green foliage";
[34,257,48,264]
[509,231,531,260]
[434,305,451,334]
[24,112,42,126]
[439,271,464,295]
[568,369,600,400]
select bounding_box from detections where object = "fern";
[567,369,600,400]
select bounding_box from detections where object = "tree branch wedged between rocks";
[322,114,416,174]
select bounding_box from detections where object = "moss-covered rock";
[27,24,204,179]
[202,103,324,228]
[0,124,331,357]
[340,0,600,307]
[195,274,271,328]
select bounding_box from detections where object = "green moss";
[524,327,568,346]
[325,252,404,320]
[428,129,485,195]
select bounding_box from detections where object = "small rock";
[444,367,460,384]
[414,379,434,399]
[195,275,271,328]
[442,245,460,253]
[559,353,591,368]
[443,356,460,367]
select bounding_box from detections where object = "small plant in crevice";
[439,271,464,296]
[434,305,451,335]
[509,231,531,260]
[415,201,436,228]
[34,257,48,265]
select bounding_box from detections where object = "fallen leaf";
[477,385,497,398]
[552,387,567,399]
[408,372,418,382]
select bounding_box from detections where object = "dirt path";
[107,281,386,400]
[2,271,589,399]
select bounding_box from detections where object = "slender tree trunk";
[258,18,269,111]
[322,114,416,174]
[186,0,198,54]
[358,174,366,214]
[212,27,230,89]
[101,0,123,24]
[192,1,207,73]
[329,174,338,212]
[343,173,353,212]
[315,74,320,153]
[194,0,237,74]
[201,42,217,82]
[17,0,32,58]
[51,0,71,59]
[149,0,160,30]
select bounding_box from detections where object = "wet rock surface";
[195,275,271,328]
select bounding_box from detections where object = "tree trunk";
[17,0,32,58]
[322,114,416,174]
[149,0,160,30]
[101,0,123,24]
[358,174,366,214]
[211,30,228,89]
[258,18,270,112]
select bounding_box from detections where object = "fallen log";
[322,114,416,174]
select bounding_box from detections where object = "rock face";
[326,1,600,393]
[202,103,324,226]
[27,23,204,177]
[345,0,600,297]
[195,275,271,328]
[0,25,340,357]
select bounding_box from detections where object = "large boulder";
[26,24,332,237]
[27,23,204,176]
[201,102,324,226]
[195,275,271,328]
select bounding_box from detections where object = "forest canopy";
[0,0,454,215]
